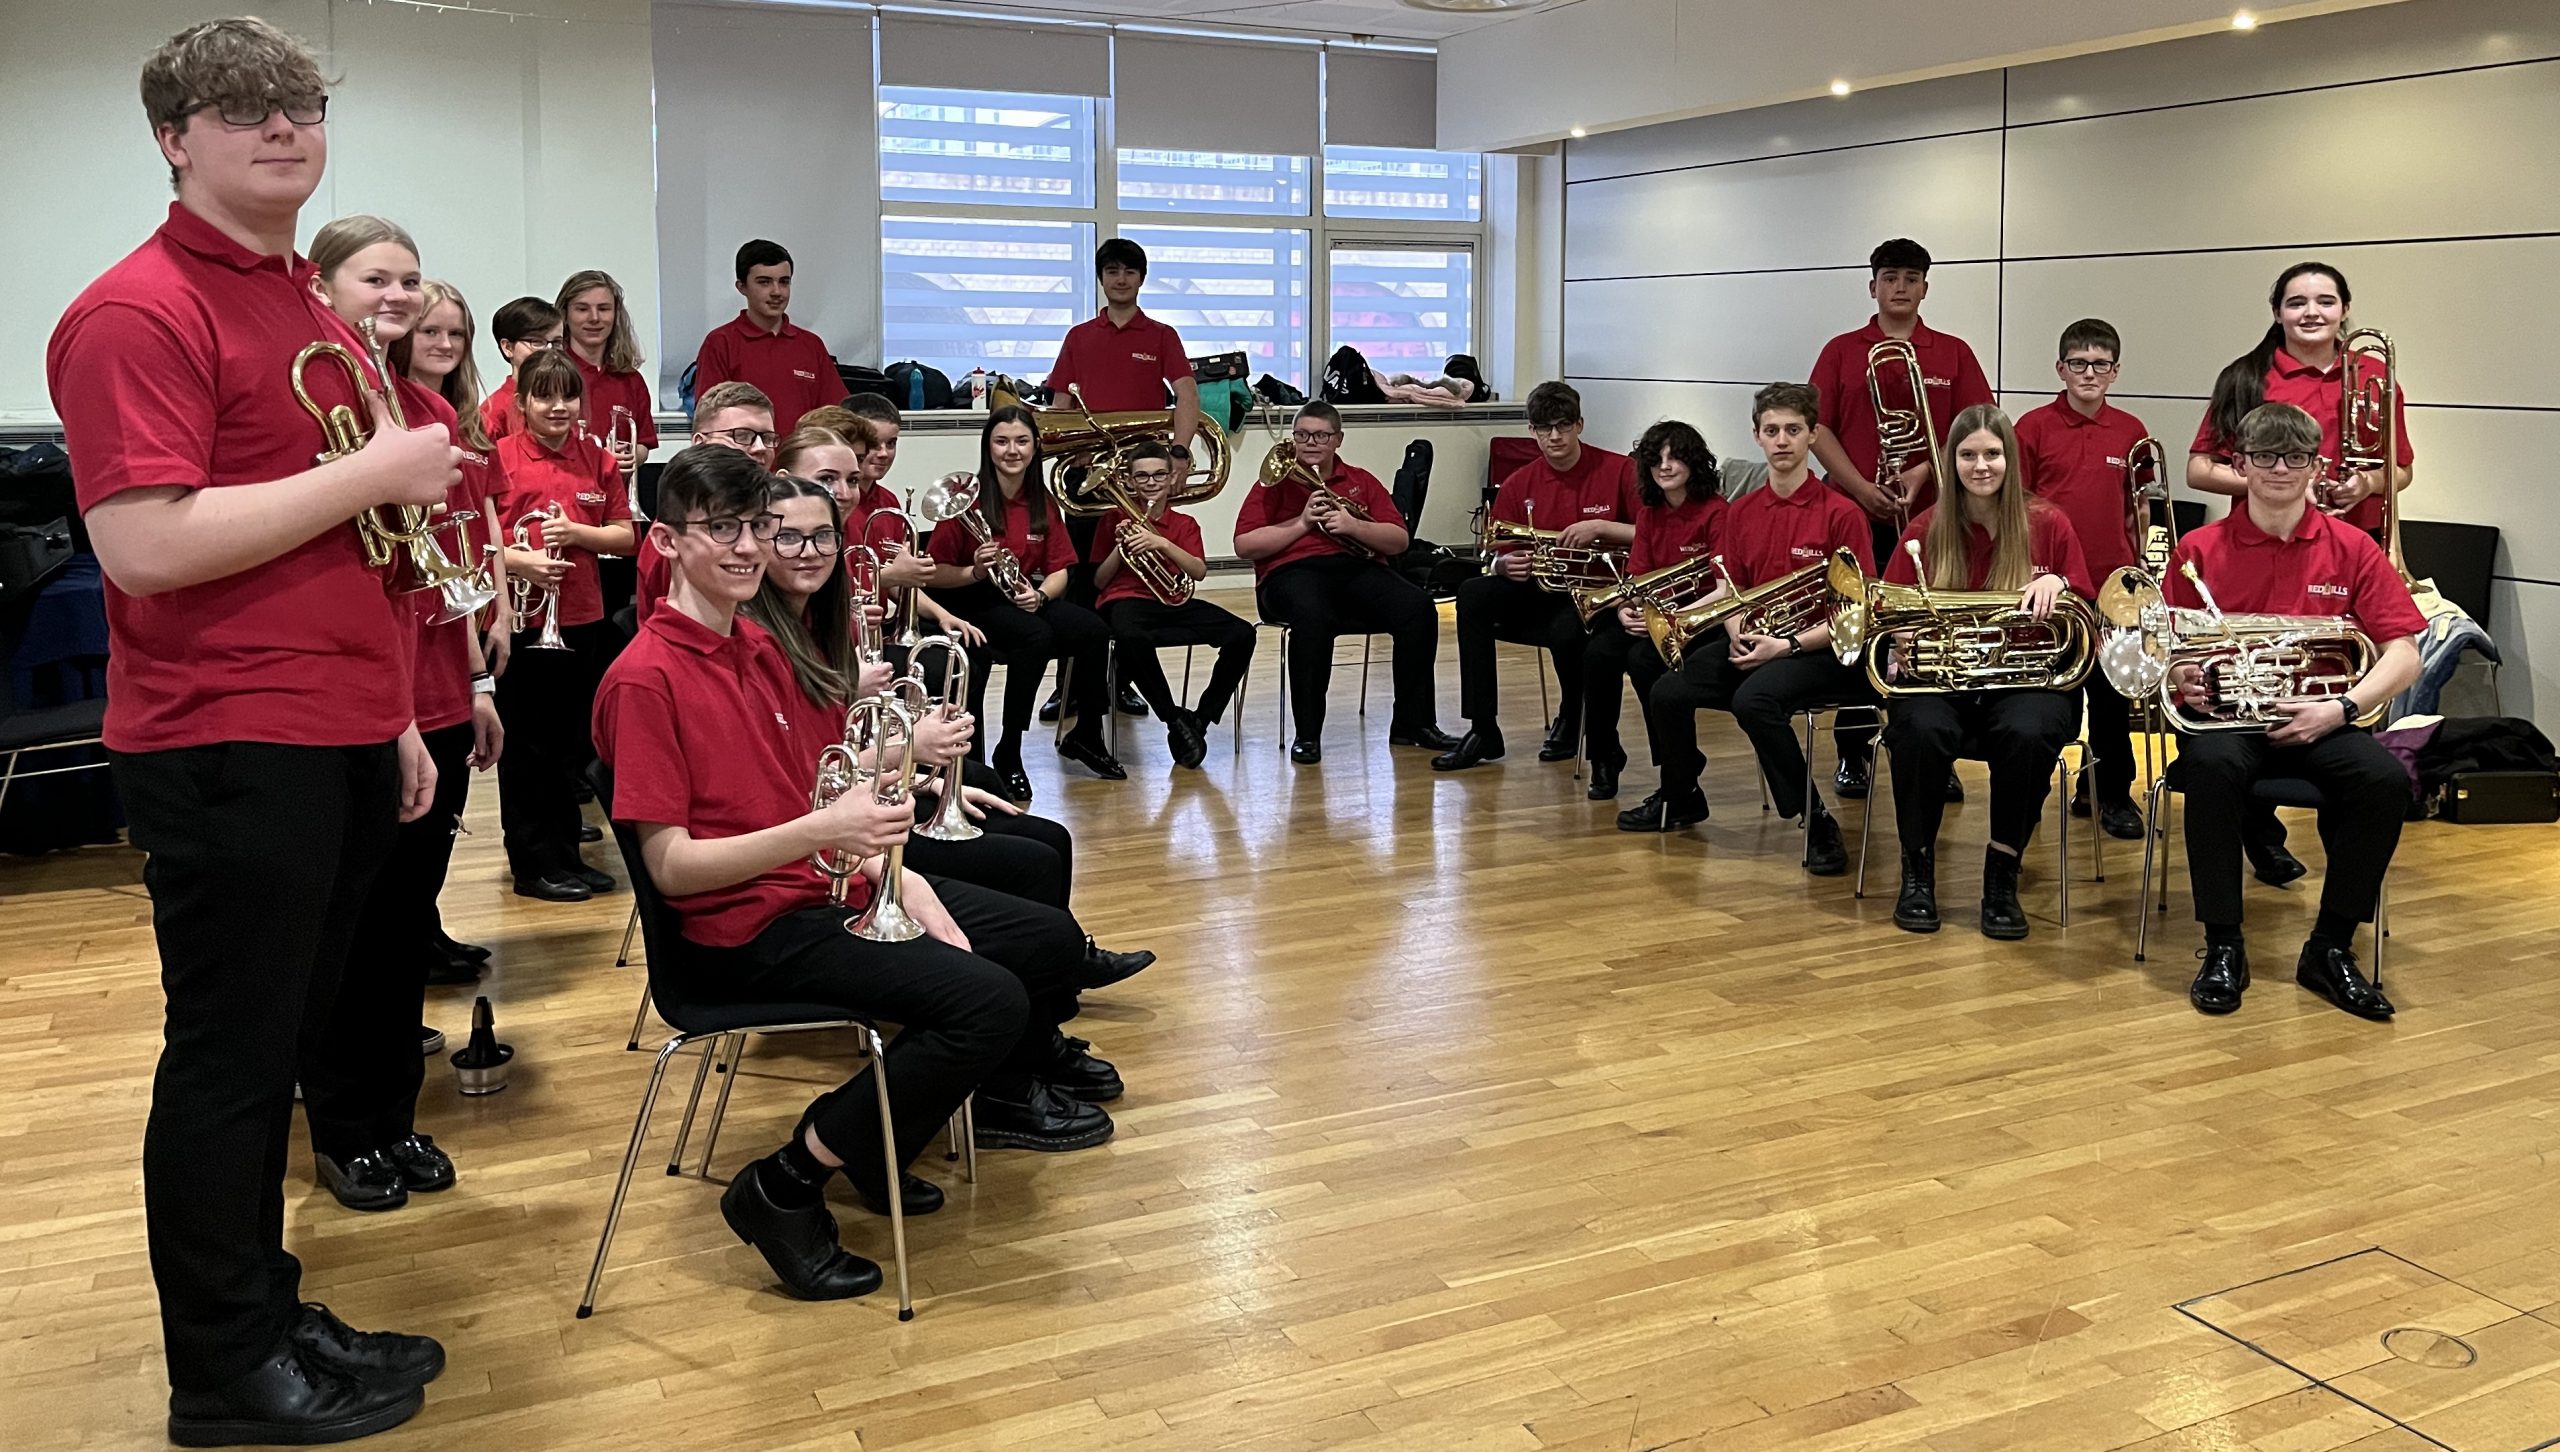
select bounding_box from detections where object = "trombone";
[2124,435,2179,576]
[1866,337,1941,530]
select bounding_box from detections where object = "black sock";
[2205,923,2244,949]
[758,1137,831,1208]
[2311,910,2359,949]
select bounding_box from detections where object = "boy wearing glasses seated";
[637,381,777,622]
[1091,440,1254,768]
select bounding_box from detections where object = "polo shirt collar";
[734,311,797,340]
[161,201,303,279]
[1858,314,1938,348]
[647,601,749,656]
[1764,477,1820,508]
[2273,347,2345,380]
[2226,501,2325,549]
[2051,392,2115,428]
[1095,305,1152,332]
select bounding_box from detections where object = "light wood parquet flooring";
[4,579,2558,1450]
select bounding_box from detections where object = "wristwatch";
[471,673,497,697]
[2337,694,2359,726]
[1785,633,1804,657]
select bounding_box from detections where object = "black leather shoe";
[718,1164,882,1300]
[1038,688,1063,723]
[436,931,491,964]
[1979,847,2028,941]
[2190,942,2249,1014]
[1944,769,1965,802]
[852,1170,946,1218]
[1166,710,1208,769]
[565,862,616,893]
[2251,845,2308,888]
[1290,738,1322,765]
[1616,787,1707,832]
[1117,682,1150,717]
[1803,806,1847,876]
[1059,735,1127,780]
[2098,798,2145,841]
[1586,759,1621,801]
[972,1080,1115,1151]
[1537,716,1580,762]
[578,822,603,843]
[992,749,1034,803]
[1893,846,1940,933]
[424,953,480,986]
[2296,940,2394,1021]
[314,1151,408,1213]
[1081,938,1155,990]
[168,1342,422,1448]
[1834,751,1871,800]
[1044,1031,1124,1103]
[511,872,591,903]
[1431,728,1505,771]
[419,1025,445,1058]
[289,1302,445,1389]
[381,1134,455,1193]
[1388,722,1457,751]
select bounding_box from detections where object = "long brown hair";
[389,279,491,451]
[774,424,870,477]
[556,268,644,374]
[977,404,1050,541]
[1922,404,2032,592]
[740,478,854,710]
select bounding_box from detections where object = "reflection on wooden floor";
[5,579,2558,1450]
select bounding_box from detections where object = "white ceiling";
[886,0,1521,42]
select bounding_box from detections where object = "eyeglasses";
[771,526,844,556]
[1128,468,1173,483]
[2244,450,2318,471]
[1529,422,1581,438]
[184,93,329,129]
[2060,359,2119,376]
[1290,430,1338,445]
[672,513,783,544]
[700,427,780,450]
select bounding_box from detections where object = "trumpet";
[913,472,1032,600]
[2125,435,2179,576]
[2095,561,2381,734]
[844,543,888,666]
[895,635,982,843]
[1826,541,2096,694]
[809,695,924,942]
[1640,555,1831,669]
[509,504,572,650]
[1867,338,1942,529]
[1482,502,1628,593]
[992,381,1231,517]
[861,503,926,651]
[292,316,484,597]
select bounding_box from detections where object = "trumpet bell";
[849,894,926,942]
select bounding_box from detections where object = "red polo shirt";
[46,202,414,752]
[569,350,659,449]
[595,609,864,946]
[635,539,670,625]
[1714,477,1872,589]
[842,481,907,540]
[394,381,493,733]
[1883,500,2095,599]
[496,430,630,627]
[481,376,521,442]
[2187,347,2412,534]
[1628,493,1727,576]
[1092,507,1205,606]
[2015,394,2151,578]
[1045,307,1192,411]
[692,312,838,433]
[1489,443,1639,546]
[1808,314,1995,513]
[926,486,1075,578]
[2164,505,2425,643]
[1232,461,1406,580]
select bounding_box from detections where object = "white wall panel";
[2004,62,2560,259]
[2490,579,2559,722]
[1563,264,2002,387]
[1566,132,2004,280]
[1571,381,1769,466]
[2396,406,2560,582]
[1566,72,2003,182]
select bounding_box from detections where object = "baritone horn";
[1481,501,1628,592]
[2095,561,2381,734]
[1573,550,1721,627]
[1866,337,1941,529]
[1642,555,1831,669]
[1826,541,2095,694]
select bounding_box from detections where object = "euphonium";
[861,504,926,650]
[844,543,888,666]
[810,696,924,942]
[1261,441,1374,559]
[509,504,571,651]
[1866,337,1942,529]
[2096,560,2381,734]
[1641,554,1831,669]
[1572,550,1721,627]
[1481,502,1628,593]
[2124,434,2178,576]
[1827,541,2096,694]
[913,472,1032,599]
[898,635,982,843]
[990,381,1231,517]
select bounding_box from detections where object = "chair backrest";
[2400,520,2500,629]
[588,760,712,1029]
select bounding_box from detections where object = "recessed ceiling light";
[1400,0,1540,12]
[1829,79,1853,97]
[2231,10,2258,29]
[1569,126,1587,138]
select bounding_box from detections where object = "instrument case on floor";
[2432,770,2560,823]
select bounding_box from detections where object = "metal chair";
[1256,621,1379,753]
[1852,709,2083,926]
[2135,766,2391,983]
[1103,639,1245,761]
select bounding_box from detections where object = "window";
[1329,246,1472,372]
[1117,149,1310,216]
[1323,146,1482,222]
[1125,226,1311,389]
[881,216,1095,377]
[879,85,1095,208]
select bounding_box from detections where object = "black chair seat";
[652,996,862,1038]
[2161,756,2327,811]
[0,697,105,753]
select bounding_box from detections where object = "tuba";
[895,635,982,842]
[1866,337,1941,529]
[1481,501,1628,593]
[991,381,1230,518]
[1261,441,1374,559]
[1641,554,1832,669]
[913,473,1032,599]
[509,504,572,650]
[2125,435,2179,576]
[809,696,924,941]
[2096,561,2381,734]
[1827,541,2096,694]
[1572,550,1721,627]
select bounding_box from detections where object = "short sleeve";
[596,675,695,829]
[1614,455,1642,521]
[1808,337,1849,436]
[1232,482,1277,542]
[2188,404,2223,460]
[1831,493,1877,572]
[2163,538,2203,608]
[54,302,218,507]
[1349,468,1407,532]
[692,330,730,396]
[1490,463,1534,536]
[1167,512,1205,558]
[1043,327,1081,394]
[1949,340,1993,412]
[1158,323,1194,385]
[2349,536,2427,642]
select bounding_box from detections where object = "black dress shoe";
[168,1343,422,1448]
[288,1302,445,1389]
[381,1134,455,1193]
[1166,710,1208,769]
[1290,737,1323,765]
[1586,759,1622,801]
[718,1164,883,1301]
[1803,806,1847,876]
[1537,717,1580,762]
[1979,847,2028,941]
[565,862,616,893]
[1944,769,1965,802]
[2098,799,2145,841]
[511,872,591,903]
[1038,688,1063,723]
[424,953,481,987]
[1834,752,1872,800]
[2296,940,2394,1020]
[1893,846,1941,933]
[991,750,1034,802]
[1081,938,1156,990]
[1058,735,1128,780]
[2190,942,2250,1014]
[1388,722,1457,751]
[972,1080,1115,1151]
[852,1170,946,1218]
[570,776,595,805]
[314,1150,408,1213]
[420,1025,445,1058]
[579,822,603,843]
[1431,728,1505,771]
[436,931,492,964]
[1044,1031,1124,1103]
[2251,845,2308,888]
[1616,787,1707,832]
[1117,681,1150,716]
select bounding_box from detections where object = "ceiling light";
[1400,0,1540,12]
[1569,126,1586,138]
[2231,10,2258,29]
[1829,79,1853,97]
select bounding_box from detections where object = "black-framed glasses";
[1290,430,1338,445]
[185,93,328,128]
[701,426,779,450]
[2060,359,2119,376]
[771,526,843,556]
[1128,467,1174,483]
[672,513,783,544]
[2243,450,2318,471]
[1529,421,1581,438]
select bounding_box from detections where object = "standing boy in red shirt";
[478,295,561,443]
[690,239,840,434]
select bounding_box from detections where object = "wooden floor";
[7,578,2560,1450]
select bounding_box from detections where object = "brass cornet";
[844,543,888,666]
[509,505,572,651]
[1866,338,1942,530]
[809,696,924,942]
[292,316,482,597]
[1262,441,1375,559]
[897,635,981,843]
[913,472,1033,600]
[2095,561,2381,733]
[861,503,927,651]
[1827,541,2095,694]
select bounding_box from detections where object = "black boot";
[1803,805,1846,876]
[1979,846,2028,941]
[1893,845,1940,933]
[1538,713,1580,762]
[718,1160,882,1300]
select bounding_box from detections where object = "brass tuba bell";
[1827,541,2096,694]
[990,381,1229,519]
[2096,561,2380,734]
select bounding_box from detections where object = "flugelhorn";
[809,695,924,941]
[1641,555,1831,669]
[509,504,571,650]
[2095,561,2380,734]
[897,636,982,843]
[1866,337,1941,529]
[991,381,1231,518]
[913,473,1033,599]
[1826,540,2095,694]
[1261,441,1375,559]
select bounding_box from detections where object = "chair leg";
[667,1036,721,1176]
[695,1032,749,1179]
[615,901,641,969]
[1181,643,1194,700]
[1800,710,1817,833]
[1276,625,1290,752]
[2055,756,2071,928]
[578,1034,690,1318]
[626,975,654,1052]
[863,1026,914,1321]
[1854,738,1884,899]
[2135,776,2168,963]
[1104,641,1118,758]
[2373,877,2388,988]
[1359,633,1374,717]
[958,1096,978,1182]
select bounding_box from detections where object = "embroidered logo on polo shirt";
[1788,545,1823,561]
[1132,351,1159,363]
[1581,504,1611,516]
[577,490,609,506]
[462,450,489,467]
[1925,374,1953,388]
[792,369,818,380]
[2104,455,2127,468]
[2309,582,2350,599]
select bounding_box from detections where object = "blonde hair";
[389,279,491,451]
[1922,404,2033,593]
[309,214,419,283]
[556,269,644,374]
[776,419,878,473]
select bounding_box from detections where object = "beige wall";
[1558,0,2560,722]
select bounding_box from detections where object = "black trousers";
[496,619,610,879]
[1883,690,2077,853]
[298,721,474,1161]
[113,740,400,1392]
[2179,729,2406,929]
[1100,597,1256,724]
[1256,555,1442,739]
[927,582,1110,749]
[1647,645,1876,818]
[679,879,1083,1192]
[903,765,1079,917]
[1453,572,1584,731]
[2081,672,2138,805]
[1581,622,1665,768]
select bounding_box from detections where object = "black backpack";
[836,363,893,403]
[1389,439,1433,523]
[1320,345,1386,406]
[1252,374,1306,408]
[885,360,954,411]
